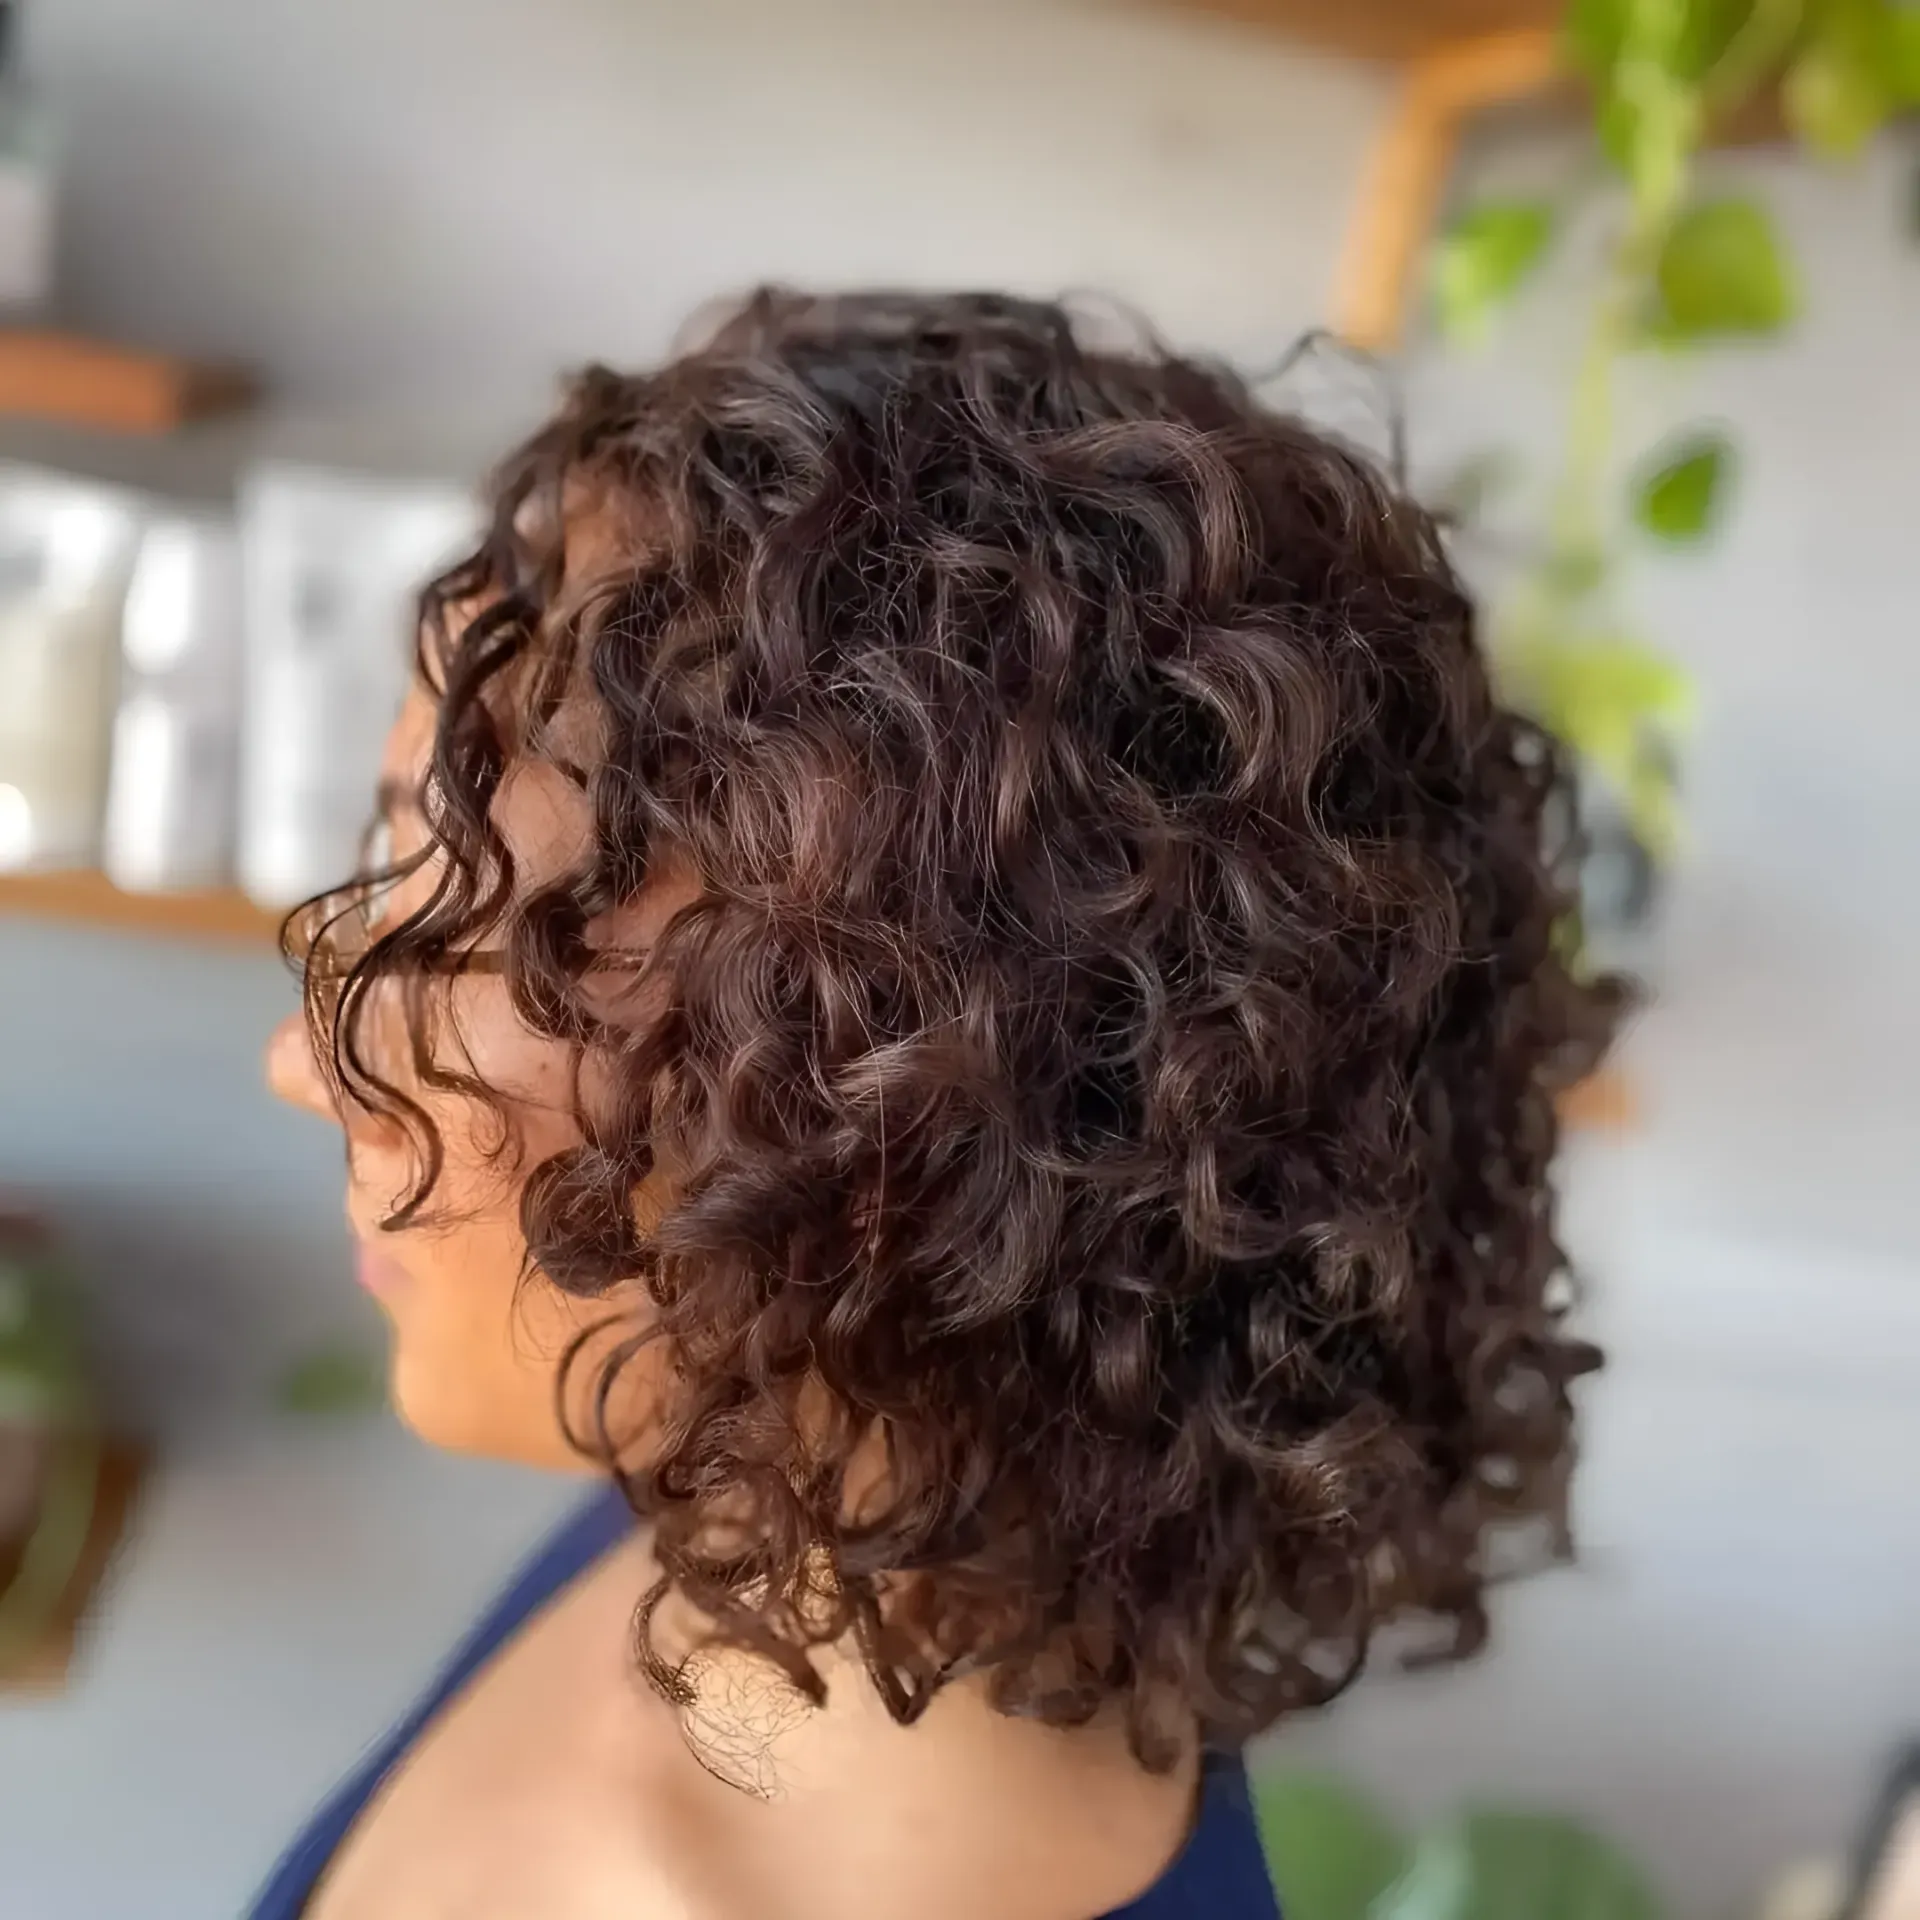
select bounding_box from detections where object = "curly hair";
[300,289,1617,1766]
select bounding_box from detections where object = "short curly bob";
[302,289,1617,1766]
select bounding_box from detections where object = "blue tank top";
[248,1489,1281,1918]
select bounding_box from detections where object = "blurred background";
[0,2,1914,1916]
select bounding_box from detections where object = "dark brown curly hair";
[301,289,1617,1767]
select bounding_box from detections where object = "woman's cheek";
[346,981,584,1239]
[448,968,582,1116]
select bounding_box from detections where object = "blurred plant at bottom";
[1254,1770,1864,1920]
[1254,1772,1664,1920]
[0,1215,101,1675]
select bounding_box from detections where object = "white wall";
[28,0,1384,434]
[3,3,1918,1914]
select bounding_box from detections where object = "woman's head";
[269,288,1615,1758]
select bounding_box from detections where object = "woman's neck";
[635,1543,1203,1920]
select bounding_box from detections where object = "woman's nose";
[266,1012,338,1123]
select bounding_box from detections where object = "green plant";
[276,1343,386,1416]
[1255,1773,1665,1920]
[1433,0,1920,880]
[0,1225,100,1673]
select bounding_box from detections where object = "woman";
[259,290,1613,1918]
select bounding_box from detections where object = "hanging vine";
[1434,0,1919,901]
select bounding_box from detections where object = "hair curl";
[301,289,1618,1765]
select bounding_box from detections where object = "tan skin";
[264,676,1199,1919]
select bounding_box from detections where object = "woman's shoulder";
[248,1485,640,1917]
[1103,1754,1282,1920]
[251,1487,1284,1920]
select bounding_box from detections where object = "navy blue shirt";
[249,1490,1281,1918]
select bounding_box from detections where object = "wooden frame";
[1322,19,1802,348]
[1334,26,1565,350]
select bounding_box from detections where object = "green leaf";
[1561,0,1628,78]
[1585,66,1699,183]
[1633,432,1735,542]
[277,1346,386,1416]
[1432,202,1556,344]
[1784,0,1897,159]
[1784,49,1886,156]
[0,1427,102,1673]
[1573,0,1736,179]
[1563,0,1751,85]
[1374,1810,1664,1920]
[1507,632,1692,861]
[1567,0,1758,167]
[0,1249,89,1420]
[1653,198,1799,338]
[1522,637,1695,745]
[1253,1773,1410,1920]
[1888,6,1920,101]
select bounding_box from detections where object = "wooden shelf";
[0,867,1636,1126]
[0,870,280,945]
[0,330,254,436]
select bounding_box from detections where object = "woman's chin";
[385,1343,467,1452]
[386,1337,597,1473]
[388,1344,503,1457]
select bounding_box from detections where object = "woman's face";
[264,680,678,1471]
